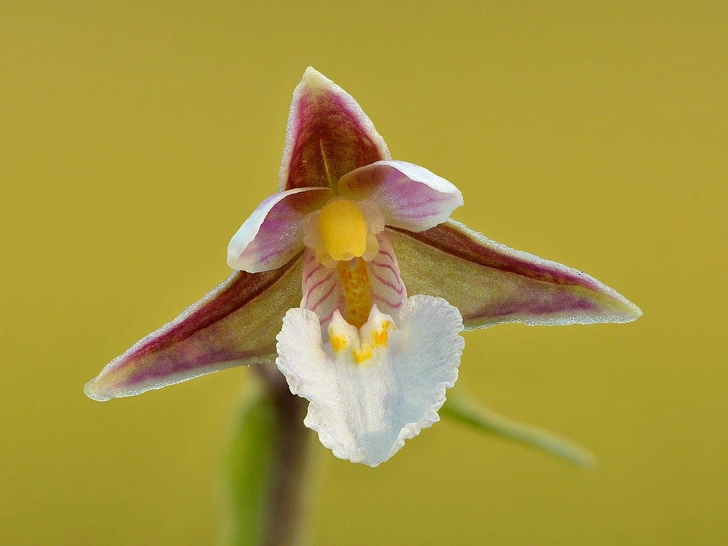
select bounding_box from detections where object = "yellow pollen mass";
[318,199,368,261]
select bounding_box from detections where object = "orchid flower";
[85,68,641,467]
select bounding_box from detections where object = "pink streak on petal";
[301,248,344,323]
[302,271,334,303]
[370,269,405,295]
[309,281,336,313]
[367,233,407,319]
[370,259,403,285]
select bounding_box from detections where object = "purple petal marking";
[303,272,334,302]
[279,68,390,191]
[367,233,407,318]
[84,255,304,401]
[318,298,343,325]
[387,221,642,329]
[300,235,406,325]
[369,269,405,295]
[301,248,344,322]
[309,281,337,313]
[370,258,403,286]
[372,295,404,310]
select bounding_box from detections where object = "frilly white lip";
[276,296,464,467]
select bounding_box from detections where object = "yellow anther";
[318,199,367,261]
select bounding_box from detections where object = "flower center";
[302,197,388,328]
[336,258,372,328]
[328,309,395,364]
[317,199,368,261]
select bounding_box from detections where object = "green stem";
[441,390,595,468]
[225,364,319,546]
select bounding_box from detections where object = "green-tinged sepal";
[441,388,596,468]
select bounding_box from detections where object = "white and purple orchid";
[85,68,641,467]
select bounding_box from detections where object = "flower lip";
[276,296,464,467]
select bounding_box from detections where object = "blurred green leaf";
[441,389,596,468]
[223,376,318,546]
[224,384,278,546]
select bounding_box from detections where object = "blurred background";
[2,1,726,544]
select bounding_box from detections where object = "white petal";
[276,296,464,467]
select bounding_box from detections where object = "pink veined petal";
[388,220,642,330]
[300,234,406,325]
[339,160,464,232]
[227,187,333,273]
[279,67,391,191]
[84,255,304,401]
[300,248,344,325]
[366,232,407,319]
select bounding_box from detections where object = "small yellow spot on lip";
[318,199,367,261]
[329,333,348,353]
[329,314,396,366]
[353,345,373,364]
[371,321,391,347]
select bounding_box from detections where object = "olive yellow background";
[2,1,726,545]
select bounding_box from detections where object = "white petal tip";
[602,295,643,324]
[301,66,332,89]
[623,301,643,321]
[226,251,243,271]
[83,379,112,402]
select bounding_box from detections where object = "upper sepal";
[388,220,642,329]
[279,67,390,191]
